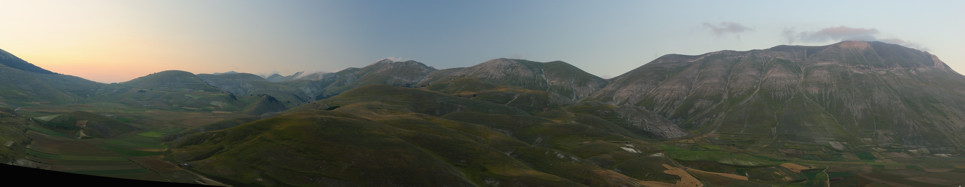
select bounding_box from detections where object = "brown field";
[661,164,703,187]
[129,156,208,183]
[130,156,180,173]
[780,163,814,173]
[686,168,748,181]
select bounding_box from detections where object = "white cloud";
[798,26,879,42]
[702,22,752,37]
[782,26,927,50]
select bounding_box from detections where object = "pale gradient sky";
[1,0,962,83]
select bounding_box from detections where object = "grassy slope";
[167,85,688,186]
[42,111,137,138]
[0,66,102,105]
[168,110,483,186]
[0,107,30,163]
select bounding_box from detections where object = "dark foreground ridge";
[0,164,210,186]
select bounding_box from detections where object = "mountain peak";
[594,41,965,150]
[365,58,435,72]
[265,72,304,82]
[374,57,415,64]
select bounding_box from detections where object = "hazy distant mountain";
[198,73,273,95]
[312,58,437,99]
[211,71,239,75]
[264,72,303,82]
[292,71,331,81]
[198,72,314,107]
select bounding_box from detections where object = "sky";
[1,0,962,83]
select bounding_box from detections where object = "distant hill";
[41,111,136,138]
[264,72,303,82]
[198,72,312,108]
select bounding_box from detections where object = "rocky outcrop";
[613,105,688,139]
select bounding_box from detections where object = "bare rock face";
[613,104,688,139]
[421,58,607,100]
[592,41,965,151]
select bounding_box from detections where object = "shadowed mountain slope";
[0,49,103,106]
[198,73,313,108]
[0,49,55,74]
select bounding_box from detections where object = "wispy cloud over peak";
[702,22,752,37]
[879,38,929,51]
[799,26,879,42]
[783,26,927,51]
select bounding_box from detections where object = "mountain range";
[2,41,965,186]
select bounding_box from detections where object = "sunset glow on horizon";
[2,0,963,83]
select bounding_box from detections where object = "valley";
[3,41,965,186]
